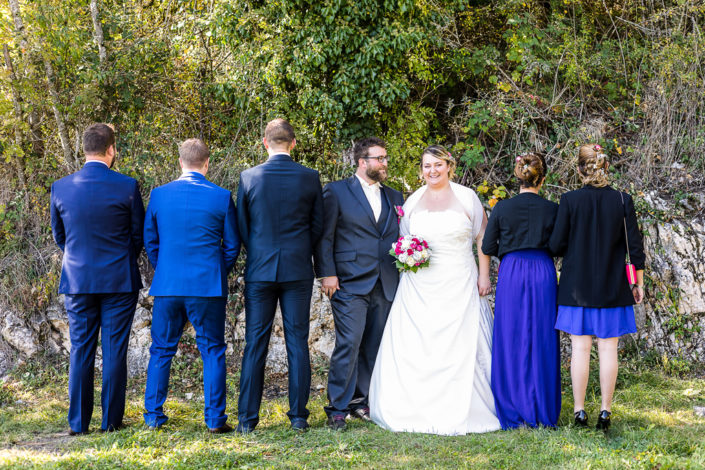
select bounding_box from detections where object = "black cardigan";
[549,185,645,308]
[482,193,558,259]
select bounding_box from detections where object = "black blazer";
[314,176,404,302]
[482,192,558,259]
[549,185,645,308]
[236,154,324,282]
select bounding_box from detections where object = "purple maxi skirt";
[491,249,561,429]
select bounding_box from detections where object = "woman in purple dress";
[549,144,645,431]
[482,152,561,429]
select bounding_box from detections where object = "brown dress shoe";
[68,429,89,436]
[208,423,234,434]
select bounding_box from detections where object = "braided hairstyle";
[514,152,546,188]
[577,144,609,188]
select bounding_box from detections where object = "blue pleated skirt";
[555,305,636,338]
[491,249,561,430]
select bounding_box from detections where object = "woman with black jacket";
[549,144,645,431]
[483,152,561,430]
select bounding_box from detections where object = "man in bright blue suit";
[236,118,324,432]
[50,123,145,435]
[143,138,240,433]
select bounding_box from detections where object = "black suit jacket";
[314,176,404,302]
[549,185,645,307]
[236,154,324,282]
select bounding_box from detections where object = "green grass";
[0,357,704,469]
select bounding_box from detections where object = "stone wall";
[1,210,703,378]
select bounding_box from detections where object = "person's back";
[235,118,323,433]
[50,123,144,435]
[142,138,240,433]
[145,173,239,297]
[237,156,322,281]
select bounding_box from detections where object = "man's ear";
[262,137,269,150]
[178,158,184,170]
[289,139,297,152]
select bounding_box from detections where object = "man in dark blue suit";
[236,118,324,432]
[314,137,404,430]
[50,123,145,435]
[143,138,240,433]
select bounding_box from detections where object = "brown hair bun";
[514,152,546,188]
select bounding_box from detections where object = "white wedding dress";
[369,183,501,435]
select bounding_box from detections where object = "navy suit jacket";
[144,172,240,297]
[314,176,404,302]
[236,154,324,282]
[50,161,145,294]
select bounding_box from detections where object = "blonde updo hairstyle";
[420,144,456,180]
[514,152,546,188]
[578,144,609,188]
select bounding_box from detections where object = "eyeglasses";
[362,156,389,164]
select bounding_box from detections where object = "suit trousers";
[144,296,228,429]
[238,280,312,428]
[64,292,138,432]
[325,280,391,417]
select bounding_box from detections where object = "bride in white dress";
[369,145,501,435]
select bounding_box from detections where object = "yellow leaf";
[489,198,498,208]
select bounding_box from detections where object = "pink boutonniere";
[394,205,404,224]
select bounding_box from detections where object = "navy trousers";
[64,292,138,432]
[143,296,228,429]
[325,280,391,417]
[238,280,312,428]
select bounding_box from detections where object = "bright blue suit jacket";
[236,153,324,282]
[50,161,145,294]
[144,172,240,297]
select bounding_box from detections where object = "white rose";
[405,256,416,267]
[401,239,411,250]
[412,251,423,261]
[398,253,408,263]
[421,249,429,259]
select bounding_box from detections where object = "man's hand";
[321,276,340,298]
[477,275,491,297]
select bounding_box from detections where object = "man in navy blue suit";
[236,118,324,432]
[50,123,145,435]
[143,138,240,433]
[314,137,404,430]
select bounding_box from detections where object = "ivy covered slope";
[1,1,704,338]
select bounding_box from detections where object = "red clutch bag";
[626,263,637,285]
[620,192,638,286]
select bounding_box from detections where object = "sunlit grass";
[0,357,703,469]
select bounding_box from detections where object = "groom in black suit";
[315,137,404,430]
[236,118,324,432]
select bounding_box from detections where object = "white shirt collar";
[85,159,109,168]
[356,173,381,190]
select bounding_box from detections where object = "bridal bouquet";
[390,235,431,273]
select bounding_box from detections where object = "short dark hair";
[179,138,210,167]
[353,137,386,166]
[264,118,296,146]
[83,123,115,156]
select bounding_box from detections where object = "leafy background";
[1,0,704,315]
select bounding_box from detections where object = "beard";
[366,165,387,183]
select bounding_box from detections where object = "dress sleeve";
[481,205,500,257]
[470,190,485,240]
[624,193,645,270]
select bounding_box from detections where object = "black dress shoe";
[208,423,234,434]
[350,407,372,422]
[326,415,347,431]
[596,410,611,431]
[68,429,89,436]
[290,418,310,431]
[100,424,125,433]
[574,410,588,427]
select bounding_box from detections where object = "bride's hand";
[477,275,491,296]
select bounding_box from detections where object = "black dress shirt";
[482,192,558,259]
[549,185,645,308]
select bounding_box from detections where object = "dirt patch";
[2,431,75,455]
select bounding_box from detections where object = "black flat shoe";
[596,410,611,431]
[574,410,588,427]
